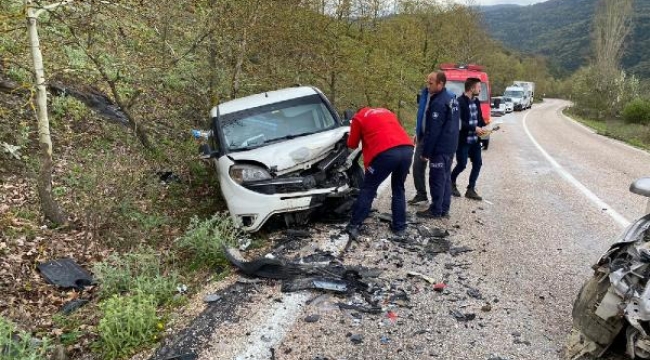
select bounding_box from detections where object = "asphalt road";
[151,99,650,360]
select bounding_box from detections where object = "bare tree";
[25,0,71,225]
[593,0,633,73]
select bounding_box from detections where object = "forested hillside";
[481,0,650,78]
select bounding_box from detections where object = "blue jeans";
[451,141,483,189]
[350,145,414,231]
[428,154,453,216]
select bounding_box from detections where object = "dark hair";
[465,77,481,92]
[436,71,447,85]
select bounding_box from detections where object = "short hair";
[436,71,447,85]
[465,77,481,92]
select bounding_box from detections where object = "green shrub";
[0,316,50,360]
[95,293,160,360]
[177,213,240,269]
[623,98,650,125]
[93,248,179,305]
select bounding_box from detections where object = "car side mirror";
[199,144,220,159]
[342,109,354,126]
[630,177,650,214]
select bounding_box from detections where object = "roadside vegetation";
[559,0,650,150]
[0,0,564,358]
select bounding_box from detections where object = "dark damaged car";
[569,178,650,359]
[197,86,363,233]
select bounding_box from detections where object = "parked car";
[491,96,506,117]
[196,86,364,233]
[503,97,514,113]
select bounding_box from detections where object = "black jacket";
[422,88,460,157]
[457,94,486,145]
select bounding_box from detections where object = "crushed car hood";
[227,127,350,175]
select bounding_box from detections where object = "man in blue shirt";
[451,78,487,201]
[416,71,460,219]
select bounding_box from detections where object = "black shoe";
[452,185,461,197]
[392,228,406,238]
[441,213,451,219]
[416,210,443,219]
[408,195,428,205]
[465,188,483,201]
[346,225,361,240]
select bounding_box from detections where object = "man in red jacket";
[346,107,414,239]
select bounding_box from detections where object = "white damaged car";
[197,86,363,233]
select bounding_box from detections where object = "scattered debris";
[304,315,321,323]
[434,283,447,292]
[237,237,252,251]
[157,171,181,184]
[467,288,483,299]
[407,271,436,284]
[417,226,449,238]
[177,284,188,294]
[282,278,349,293]
[386,311,398,322]
[349,334,364,345]
[380,335,391,345]
[203,294,222,303]
[59,299,89,315]
[449,246,473,257]
[481,303,493,312]
[451,310,476,322]
[160,354,197,360]
[337,303,382,315]
[514,338,531,346]
[286,229,311,239]
[37,258,94,290]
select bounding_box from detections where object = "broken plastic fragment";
[37,258,93,290]
[407,271,436,284]
[433,283,447,292]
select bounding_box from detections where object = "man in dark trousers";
[451,78,486,201]
[409,72,438,205]
[345,107,414,239]
[416,71,460,219]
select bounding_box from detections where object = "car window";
[220,95,338,151]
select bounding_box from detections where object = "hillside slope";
[481,0,650,78]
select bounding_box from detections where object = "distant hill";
[480,0,650,78]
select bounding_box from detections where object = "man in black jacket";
[451,78,486,201]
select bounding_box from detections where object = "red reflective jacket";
[347,107,414,169]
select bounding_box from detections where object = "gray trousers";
[413,140,428,199]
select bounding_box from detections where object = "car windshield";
[219,95,338,151]
[445,81,489,102]
[504,97,513,102]
[504,90,524,98]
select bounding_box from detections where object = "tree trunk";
[26,4,66,225]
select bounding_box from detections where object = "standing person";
[409,72,439,205]
[416,71,460,219]
[451,78,486,201]
[345,107,415,239]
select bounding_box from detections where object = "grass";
[176,213,241,270]
[94,293,160,360]
[564,108,650,151]
[0,316,51,360]
[92,248,181,306]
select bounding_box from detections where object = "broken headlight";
[229,164,272,184]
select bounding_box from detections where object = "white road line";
[230,178,391,360]
[522,107,631,228]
